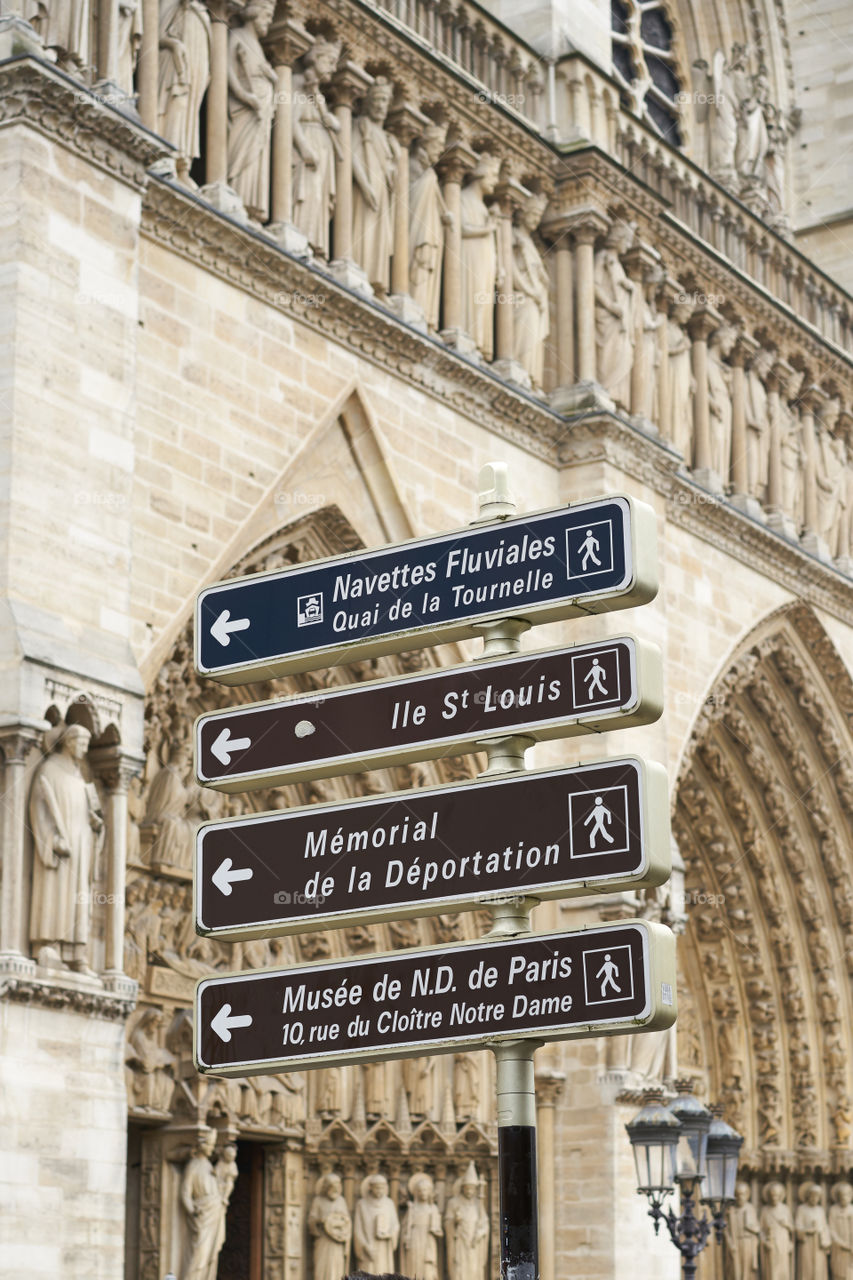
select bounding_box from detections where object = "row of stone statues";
[590,219,851,561]
[308,1165,489,1280]
[725,1181,853,1280]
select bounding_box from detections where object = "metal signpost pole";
[475,463,541,1280]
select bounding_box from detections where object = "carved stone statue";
[408,121,450,329]
[400,1172,442,1280]
[779,371,805,524]
[116,0,143,96]
[830,1183,853,1280]
[403,1055,436,1120]
[707,323,736,482]
[460,152,502,359]
[816,426,846,550]
[736,66,771,182]
[227,0,278,221]
[796,1183,831,1280]
[666,298,694,456]
[126,1007,174,1112]
[353,1173,399,1275]
[444,1163,489,1280]
[29,722,104,973]
[143,740,200,870]
[594,220,636,409]
[745,346,773,500]
[760,1183,794,1280]
[308,1171,352,1280]
[705,50,738,184]
[724,1182,759,1278]
[180,1128,235,1280]
[511,191,550,386]
[364,1059,391,1119]
[29,0,89,67]
[453,1053,480,1121]
[292,39,342,257]
[157,0,211,183]
[352,78,399,293]
[216,1144,238,1206]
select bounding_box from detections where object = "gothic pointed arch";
[674,603,853,1185]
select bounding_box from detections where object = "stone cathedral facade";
[0,0,852,1275]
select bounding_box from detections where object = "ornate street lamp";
[626,1082,742,1280]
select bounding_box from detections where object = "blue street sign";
[195,495,657,684]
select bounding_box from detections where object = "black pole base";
[498,1124,539,1280]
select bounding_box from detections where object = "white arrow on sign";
[211,727,252,767]
[212,857,254,897]
[211,1004,253,1043]
[210,610,251,647]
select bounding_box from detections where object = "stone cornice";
[141,176,566,461]
[0,54,169,190]
[0,972,137,1019]
[558,414,853,628]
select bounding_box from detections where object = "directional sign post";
[195,635,663,792]
[195,921,676,1076]
[195,494,657,684]
[194,757,671,940]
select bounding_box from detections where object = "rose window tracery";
[611,0,683,145]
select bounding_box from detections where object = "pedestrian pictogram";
[596,953,622,996]
[584,796,615,848]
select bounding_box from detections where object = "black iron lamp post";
[626,1082,743,1280]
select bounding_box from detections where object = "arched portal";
[674,604,853,1197]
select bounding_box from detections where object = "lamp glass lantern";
[625,1090,680,1211]
[702,1109,743,1213]
[667,1082,712,1189]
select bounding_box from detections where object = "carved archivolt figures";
[308,1172,352,1280]
[29,722,104,974]
[227,0,278,221]
[444,1163,489,1280]
[292,40,342,257]
[400,1172,442,1280]
[460,153,501,360]
[352,78,399,293]
[157,0,211,181]
[353,1173,400,1275]
[408,122,450,329]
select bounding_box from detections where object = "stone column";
[550,232,574,389]
[765,358,797,541]
[535,1066,565,1280]
[327,62,373,295]
[136,0,159,129]
[653,275,680,444]
[623,241,662,432]
[0,725,43,975]
[264,16,312,256]
[436,137,477,352]
[96,0,121,95]
[492,174,531,389]
[90,745,145,992]
[800,385,830,560]
[728,333,763,521]
[547,206,610,412]
[687,306,722,491]
[386,102,430,328]
[200,0,246,219]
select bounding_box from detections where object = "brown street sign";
[195,636,662,793]
[195,495,658,684]
[194,921,677,1076]
[194,757,670,941]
